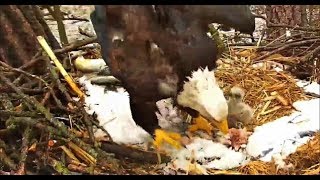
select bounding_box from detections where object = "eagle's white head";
[177,67,229,133]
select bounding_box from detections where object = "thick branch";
[100,142,171,164]
[267,22,320,32]
[54,37,97,54]
[254,39,320,62]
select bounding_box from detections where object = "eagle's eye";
[234,93,242,99]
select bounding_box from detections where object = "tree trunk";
[0,5,60,70]
[265,5,304,39]
[301,5,307,26]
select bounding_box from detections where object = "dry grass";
[215,55,311,130]
[285,132,320,175]
[238,160,278,175]
[235,133,320,175]
[212,50,319,175]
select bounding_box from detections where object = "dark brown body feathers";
[90,5,255,134]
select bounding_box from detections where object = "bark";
[265,5,304,39]
[0,5,60,72]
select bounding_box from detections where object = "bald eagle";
[90,5,255,148]
[227,86,254,128]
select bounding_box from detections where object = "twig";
[81,109,96,145]
[0,72,56,122]
[16,126,32,175]
[10,116,115,164]
[0,146,17,170]
[0,110,42,118]
[0,139,9,150]
[301,45,320,62]
[0,94,14,110]
[0,129,13,138]
[253,39,320,63]
[305,92,320,98]
[52,5,69,45]
[257,28,266,47]
[8,117,94,158]
[0,86,45,95]
[67,164,102,175]
[0,74,33,110]
[228,42,256,47]
[41,91,51,105]
[0,61,49,87]
[284,37,319,46]
[18,51,43,70]
[67,141,96,165]
[44,57,73,102]
[52,124,100,156]
[44,17,89,22]
[91,120,113,143]
[295,40,318,57]
[265,31,288,48]
[54,37,97,54]
[47,82,68,112]
[267,22,320,32]
[35,150,71,175]
[21,78,39,89]
[37,36,84,99]
[42,58,93,145]
[252,37,320,52]
[60,145,80,163]
[12,74,25,84]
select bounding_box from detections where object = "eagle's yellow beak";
[212,118,229,134]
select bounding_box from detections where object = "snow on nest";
[296,80,320,95]
[78,75,151,144]
[77,72,319,172]
[170,138,249,171]
[77,72,248,170]
[167,81,320,172]
[246,98,319,161]
[246,81,320,163]
[77,75,189,144]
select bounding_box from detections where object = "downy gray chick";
[227,86,254,128]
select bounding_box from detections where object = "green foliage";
[208,26,226,58]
